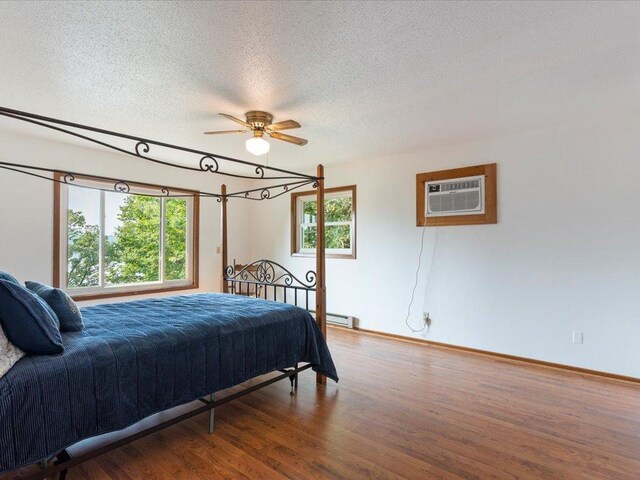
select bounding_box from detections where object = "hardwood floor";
[4,327,640,480]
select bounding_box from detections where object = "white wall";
[0,131,250,305]
[248,114,640,378]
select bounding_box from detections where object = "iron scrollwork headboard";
[225,259,317,311]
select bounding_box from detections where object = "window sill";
[291,252,356,260]
[70,283,199,302]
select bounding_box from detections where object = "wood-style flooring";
[4,327,640,479]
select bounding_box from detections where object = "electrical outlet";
[423,312,432,327]
[572,331,583,344]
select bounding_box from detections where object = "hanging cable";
[422,228,438,325]
[404,224,438,333]
[405,224,428,332]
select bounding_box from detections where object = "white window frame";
[57,178,196,298]
[294,187,355,258]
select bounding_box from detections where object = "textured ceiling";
[0,1,639,170]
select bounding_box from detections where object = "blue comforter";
[0,293,338,473]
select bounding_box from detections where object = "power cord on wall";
[404,224,437,333]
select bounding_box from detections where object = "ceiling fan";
[204,111,308,156]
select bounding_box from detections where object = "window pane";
[325,196,352,222]
[326,225,351,249]
[67,186,100,288]
[302,225,317,249]
[165,198,188,280]
[303,199,317,223]
[105,193,160,285]
[302,196,352,223]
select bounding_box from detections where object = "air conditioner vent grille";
[425,174,485,217]
[428,190,480,213]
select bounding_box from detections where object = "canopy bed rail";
[0,160,317,201]
[0,106,317,181]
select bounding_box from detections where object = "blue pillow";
[0,271,19,284]
[0,279,63,355]
[26,281,84,332]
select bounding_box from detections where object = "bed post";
[316,164,327,385]
[221,184,228,293]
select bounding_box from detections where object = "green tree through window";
[295,187,355,257]
[301,197,352,249]
[105,196,161,285]
[66,194,189,290]
[164,198,188,281]
[67,210,100,288]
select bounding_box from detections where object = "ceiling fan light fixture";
[245,135,270,156]
[206,110,306,150]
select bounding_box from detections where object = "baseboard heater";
[311,311,355,328]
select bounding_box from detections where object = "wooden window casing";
[291,185,356,259]
[53,173,200,301]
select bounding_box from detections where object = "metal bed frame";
[0,106,328,480]
[225,259,318,309]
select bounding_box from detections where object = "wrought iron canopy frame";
[0,107,329,480]
[0,106,320,201]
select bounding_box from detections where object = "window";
[54,175,199,299]
[291,185,356,259]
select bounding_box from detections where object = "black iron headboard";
[224,259,316,311]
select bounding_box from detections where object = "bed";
[0,293,337,474]
[0,106,333,480]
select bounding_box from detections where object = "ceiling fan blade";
[267,119,301,131]
[203,129,249,135]
[269,131,308,146]
[219,113,251,128]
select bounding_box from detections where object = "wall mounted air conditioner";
[425,175,485,217]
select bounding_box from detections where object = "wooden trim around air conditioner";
[416,163,497,227]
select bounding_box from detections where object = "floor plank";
[3,327,640,479]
